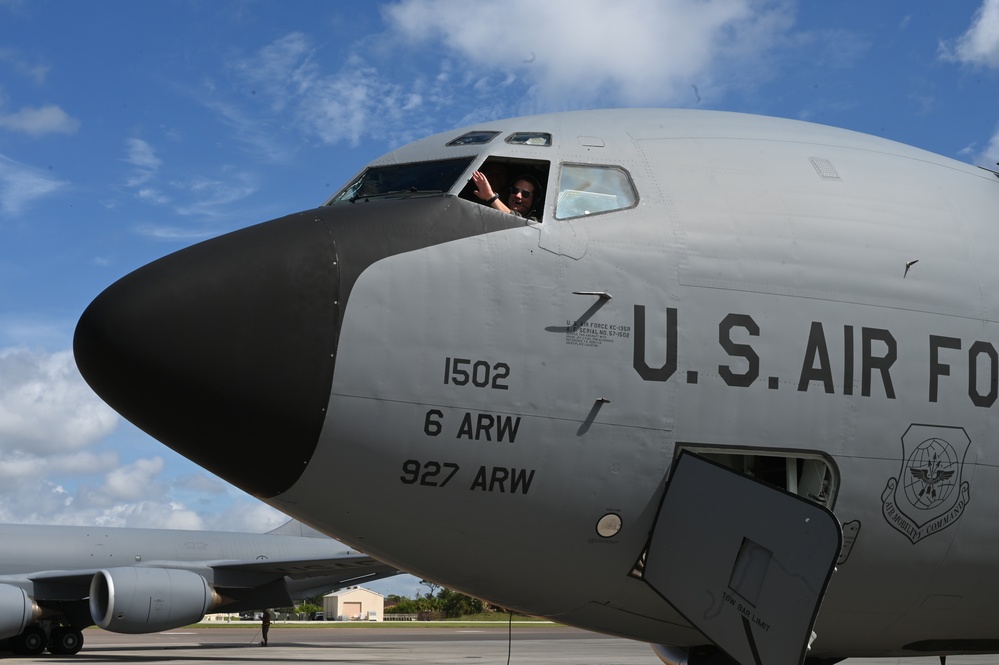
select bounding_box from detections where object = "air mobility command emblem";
[882,424,972,544]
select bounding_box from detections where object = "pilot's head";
[508,175,540,217]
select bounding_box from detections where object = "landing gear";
[49,626,84,655]
[10,625,46,655]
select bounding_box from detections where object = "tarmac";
[3,623,998,665]
[3,623,657,665]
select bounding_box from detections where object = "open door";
[642,451,842,665]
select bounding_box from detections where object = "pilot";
[471,171,541,220]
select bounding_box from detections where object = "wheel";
[11,625,46,655]
[49,626,84,655]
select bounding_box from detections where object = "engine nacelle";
[89,567,220,634]
[0,584,41,640]
[652,644,742,665]
[652,644,689,665]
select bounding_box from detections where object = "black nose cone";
[74,212,339,498]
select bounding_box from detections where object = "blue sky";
[1,0,998,599]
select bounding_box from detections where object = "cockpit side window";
[326,157,474,204]
[555,164,638,220]
[458,156,550,222]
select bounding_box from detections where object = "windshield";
[327,157,474,204]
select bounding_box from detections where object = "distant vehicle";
[0,520,396,656]
[313,612,325,621]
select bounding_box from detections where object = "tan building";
[323,587,384,621]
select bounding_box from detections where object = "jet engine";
[0,584,41,640]
[89,567,221,633]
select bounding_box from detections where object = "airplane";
[0,519,397,656]
[72,107,999,665]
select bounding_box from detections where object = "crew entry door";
[642,451,842,665]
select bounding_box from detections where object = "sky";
[1,0,998,600]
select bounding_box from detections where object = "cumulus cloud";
[202,501,287,533]
[103,457,166,501]
[0,347,118,455]
[0,348,188,527]
[90,501,205,530]
[0,450,117,492]
[0,454,281,531]
[940,0,999,67]
[382,0,795,107]
[0,104,79,136]
[0,154,67,216]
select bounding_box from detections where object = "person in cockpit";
[471,170,541,220]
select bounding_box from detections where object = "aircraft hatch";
[641,451,842,665]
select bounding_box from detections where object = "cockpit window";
[327,157,474,204]
[506,132,552,147]
[447,131,500,146]
[555,163,638,220]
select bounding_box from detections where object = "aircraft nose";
[74,212,339,499]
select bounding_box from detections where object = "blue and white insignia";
[881,424,972,544]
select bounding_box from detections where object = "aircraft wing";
[0,522,400,655]
[209,552,398,583]
[3,570,94,602]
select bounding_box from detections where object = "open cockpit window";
[505,132,552,147]
[555,163,638,219]
[674,445,838,509]
[326,157,474,204]
[458,156,551,222]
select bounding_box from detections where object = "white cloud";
[230,32,315,114]
[203,98,292,162]
[0,453,282,531]
[219,1,794,151]
[123,138,161,187]
[103,457,165,501]
[0,104,79,136]
[80,499,205,531]
[382,0,795,108]
[175,472,228,495]
[295,54,416,147]
[172,173,257,216]
[201,501,287,533]
[0,153,66,216]
[0,47,50,86]
[123,137,258,222]
[979,125,999,167]
[228,39,432,148]
[0,347,118,455]
[133,223,217,241]
[0,450,117,491]
[136,187,171,205]
[940,0,999,67]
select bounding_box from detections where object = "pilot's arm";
[471,171,513,214]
